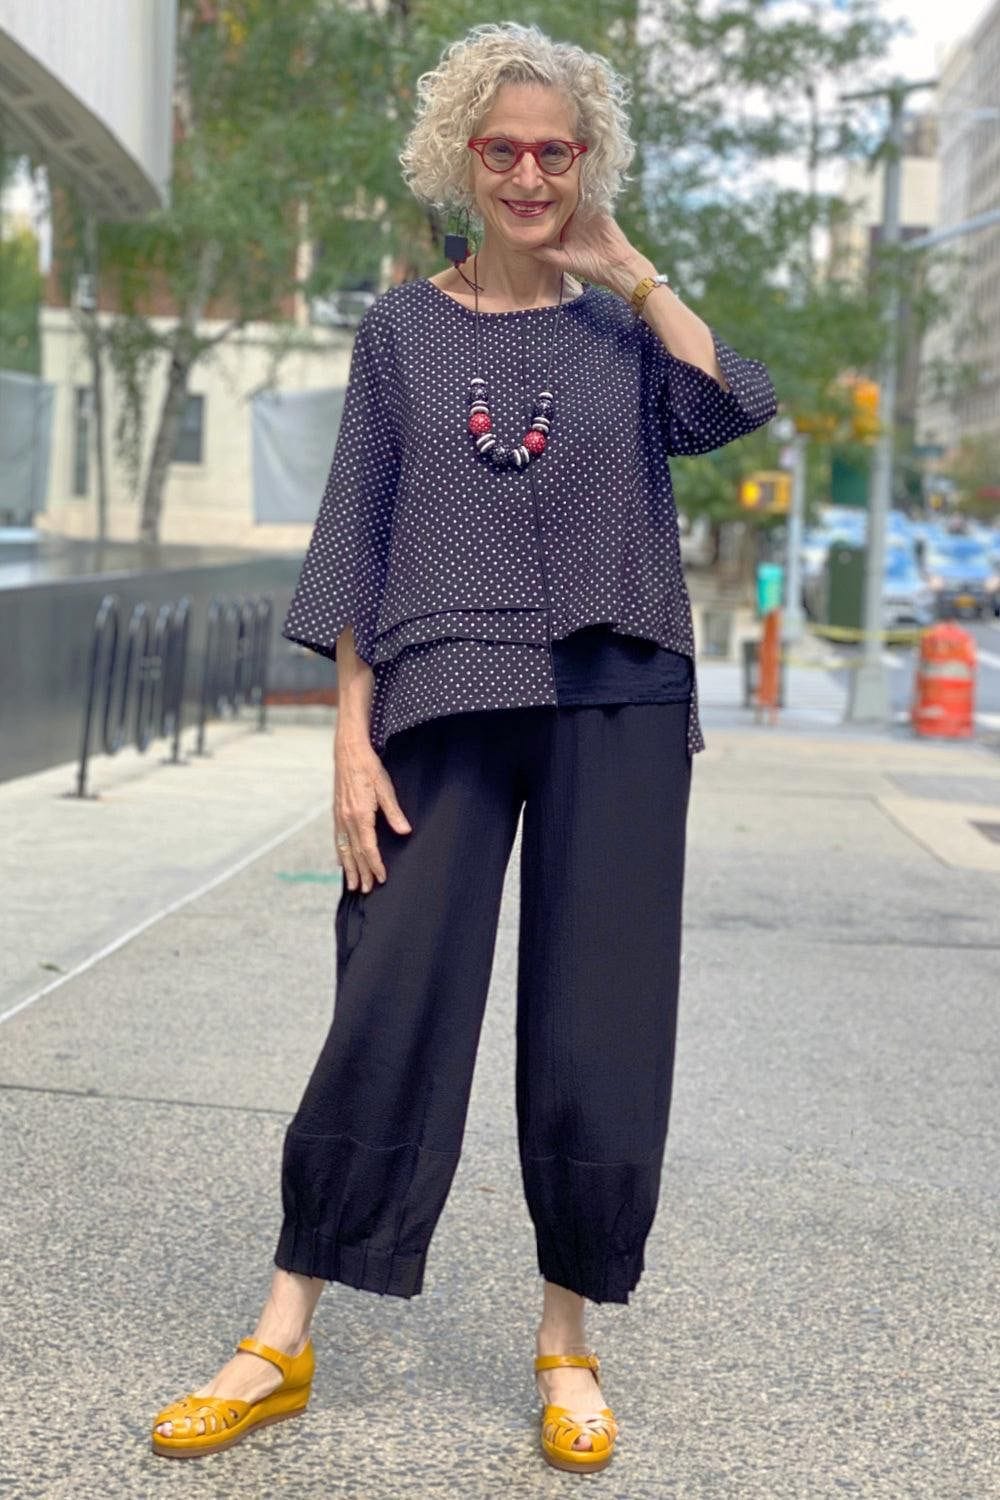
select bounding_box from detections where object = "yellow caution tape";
[803,623,925,644]
[763,652,881,670]
[778,654,852,669]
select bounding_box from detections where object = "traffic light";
[739,471,791,514]
[793,377,880,441]
[794,411,838,437]
[849,377,880,440]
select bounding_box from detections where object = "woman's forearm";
[604,254,731,392]
[335,626,374,741]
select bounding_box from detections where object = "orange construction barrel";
[910,622,976,739]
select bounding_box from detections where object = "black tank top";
[551,624,693,705]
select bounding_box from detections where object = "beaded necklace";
[463,251,566,472]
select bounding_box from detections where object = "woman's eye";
[541,143,572,168]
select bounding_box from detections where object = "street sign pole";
[840,77,936,726]
[771,417,807,645]
[785,432,809,648]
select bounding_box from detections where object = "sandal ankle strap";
[535,1352,600,1373]
[237,1336,301,1380]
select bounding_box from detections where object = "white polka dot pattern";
[282,278,778,760]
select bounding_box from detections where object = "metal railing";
[194,594,273,755]
[74,591,272,797]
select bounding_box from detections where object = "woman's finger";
[352,817,384,888]
[334,821,361,888]
[375,766,412,835]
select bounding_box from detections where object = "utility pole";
[839,77,937,728]
[771,415,807,644]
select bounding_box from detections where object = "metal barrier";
[75,593,192,798]
[194,593,273,755]
[74,590,272,796]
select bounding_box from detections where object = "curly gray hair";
[398,21,637,227]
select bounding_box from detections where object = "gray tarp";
[0,370,54,522]
[251,385,346,525]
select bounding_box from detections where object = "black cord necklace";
[464,250,566,472]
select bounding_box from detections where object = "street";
[833,616,1000,737]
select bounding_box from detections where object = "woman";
[151,20,777,1473]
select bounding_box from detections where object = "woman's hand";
[334,730,412,891]
[530,207,653,298]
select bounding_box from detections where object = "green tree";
[52,0,951,543]
[0,223,42,375]
[949,433,1000,521]
[54,0,407,541]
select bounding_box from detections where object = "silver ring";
[336,835,350,849]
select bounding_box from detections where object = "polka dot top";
[282,276,779,760]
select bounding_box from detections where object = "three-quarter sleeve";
[639,319,778,456]
[281,304,401,665]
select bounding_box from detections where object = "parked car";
[971,523,1000,573]
[801,538,934,627]
[814,507,916,544]
[882,543,936,628]
[818,505,867,541]
[922,534,1000,619]
[800,526,833,595]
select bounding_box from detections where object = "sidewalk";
[2,699,998,1497]
[691,596,857,728]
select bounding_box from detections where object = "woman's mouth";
[502,200,552,218]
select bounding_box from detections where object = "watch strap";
[629,272,671,316]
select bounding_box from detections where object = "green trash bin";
[756,562,784,619]
[824,543,865,631]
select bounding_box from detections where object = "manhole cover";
[969,820,1000,844]
[888,774,1000,805]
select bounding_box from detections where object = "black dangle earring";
[443,203,484,292]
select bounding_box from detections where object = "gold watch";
[629,272,671,316]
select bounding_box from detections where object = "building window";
[174,393,204,463]
[72,385,91,496]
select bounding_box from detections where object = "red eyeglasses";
[467,137,588,175]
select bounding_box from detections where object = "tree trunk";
[138,352,191,544]
[137,238,222,543]
[82,212,109,543]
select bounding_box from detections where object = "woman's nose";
[508,150,545,192]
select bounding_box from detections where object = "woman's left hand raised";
[530,208,652,295]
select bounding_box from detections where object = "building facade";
[916,4,1000,464]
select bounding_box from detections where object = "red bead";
[468,412,492,435]
[523,429,546,454]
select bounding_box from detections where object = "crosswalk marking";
[873,645,1000,672]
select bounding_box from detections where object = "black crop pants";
[274,699,692,1305]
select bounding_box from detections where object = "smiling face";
[468,82,582,250]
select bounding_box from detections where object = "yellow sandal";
[150,1336,314,1459]
[535,1350,619,1473]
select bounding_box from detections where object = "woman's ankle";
[535,1320,589,1353]
[251,1318,312,1356]
[253,1270,325,1355]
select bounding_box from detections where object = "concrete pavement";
[2,672,999,1496]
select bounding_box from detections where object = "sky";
[878,0,995,76]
